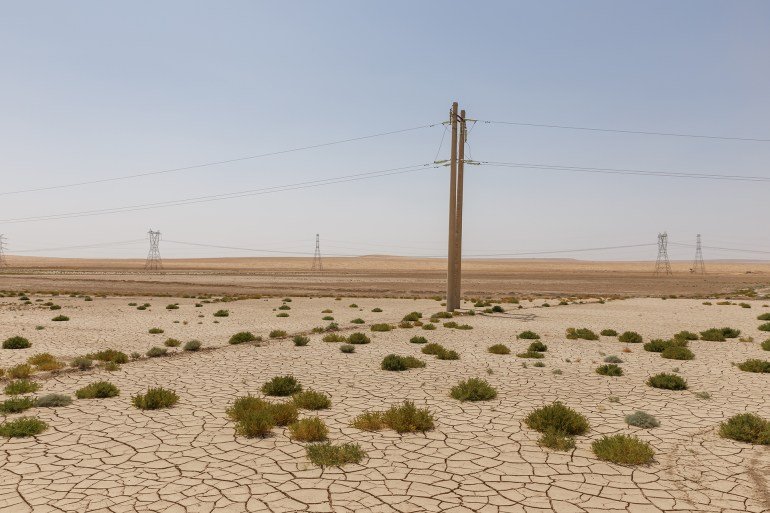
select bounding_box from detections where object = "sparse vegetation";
[759,322,770,332]
[528,341,547,352]
[347,332,370,344]
[87,349,129,364]
[351,401,434,433]
[719,413,770,445]
[36,394,73,408]
[293,389,331,410]
[3,336,31,349]
[592,435,655,465]
[525,402,589,451]
[184,340,202,351]
[566,328,598,340]
[661,345,694,360]
[736,359,770,373]
[516,350,544,359]
[450,378,497,401]
[52,315,70,321]
[674,330,699,341]
[7,364,32,379]
[164,338,181,347]
[213,309,229,317]
[0,417,48,438]
[647,373,687,390]
[322,333,346,342]
[350,318,365,324]
[269,330,287,339]
[132,387,179,410]
[410,336,428,344]
[340,344,355,353]
[488,344,510,355]
[306,442,365,467]
[148,327,164,334]
[600,329,618,337]
[596,364,623,376]
[618,331,643,344]
[76,381,120,399]
[381,354,426,371]
[289,417,328,442]
[625,411,660,428]
[518,330,540,339]
[604,355,623,363]
[371,323,392,332]
[261,375,302,396]
[0,397,36,414]
[146,346,167,358]
[293,335,310,346]
[4,380,39,395]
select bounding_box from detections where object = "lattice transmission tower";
[311,234,322,271]
[654,232,672,275]
[145,230,163,270]
[692,234,705,274]
[0,234,8,267]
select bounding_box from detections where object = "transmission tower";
[654,232,672,275]
[145,230,163,270]
[311,234,323,271]
[0,234,7,267]
[692,234,705,274]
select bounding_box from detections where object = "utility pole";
[145,230,163,270]
[692,234,705,274]
[446,102,459,311]
[452,109,466,310]
[0,234,7,267]
[654,232,672,275]
[312,233,323,271]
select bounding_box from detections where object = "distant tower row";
[0,234,7,267]
[692,234,705,274]
[312,233,323,271]
[145,230,163,270]
[655,232,706,275]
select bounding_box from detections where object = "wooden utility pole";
[446,102,459,311]
[453,109,466,310]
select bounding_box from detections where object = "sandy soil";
[1,294,769,512]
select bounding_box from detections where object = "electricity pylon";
[0,234,7,267]
[692,234,705,274]
[654,232,672,275]
[145,230,163,270]
[311,234,322,271]
[446,101,467,311]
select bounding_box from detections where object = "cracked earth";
[1,295,769,512]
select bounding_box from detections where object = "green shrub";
[516,350,544,359]
[381,354,426,371]
[525,402,589,436]
[76,381,120,399]
[538,429,576,451]
[450,378,497,401]
[381,401,434,433]
[104,361,120,372]
[519,331,540,340]
[759,322,770,332]
[164,338,181,347]
[422,323,436,330]
[52,315,69,321]
[278,304,290,311]
[213,309,229,317]
[618,331,643,344]
[4,380,39,395]
[674,330,698,341]
[306,442,365,467]
[723,327,741,338]
[528,341,547,352]
[184,340,202,351]
[488,344,510,355]
[293,335,310,347]
[146,346,167,358]
[166,304,179,310]
[762,339,770,351]
[340,344,355,353]
[0,417,48,438]
[228,331,256,344]
[644,339,674,352]
[347,332,370,344]
[269,402,299,426]
[7,364,32,379]
[3,336,31,349]
[436,348,460,360]
[625,411,660,428]
[410,336,428,344]
[596,364,623,376]
[402,312,422,322]
[350,318,365,324]
[262,375,302,396]
[86,349,128,364]
[36,394,73,408]
[371,308,383,312]
[269,330,287,339]
[233,407,275,438]
[289,417,328,442]
[719,413,770,445]
[757,313,770,321]
[148,327,163,334]
[661,345,694,360]
[323,333,346,342]
[592,435,654,465]
[565,328,598,340]
[600,329,618,337]
[293,389,331,410]
[647,373,687,390]
[700,328,726,341]
[351,411,385,431]
[421,343,444,355]
[371,323,392,332]
[736,359,770,373]
[0,397,36,414]
[604,355,623,363]
[322,316,334,321]
[132,387,179,410]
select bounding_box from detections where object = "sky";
[1,1,769,261]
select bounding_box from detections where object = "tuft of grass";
[7,364,32,379]
[293,335,310,347]
[86,349,128,364]
[644,339,679,352]
[350,318,365,324]
[2,336,31,349]
[421,343,444,355]
[538,429,576,451]
[618,331,643,344]
[528,341,548,352]
[213,309,229,317]
[184,340,202,351]
[269,330,287,339]
[625,411,660,428]
[323,333,346,342]
[340,344,355,353]
[759,322,770,332]
[289,417,328,442]
[146,346,167,358]
[516,350,544,359]
[600,329,618,337]
[261,375,302,396]
[76,381,120,399]
[647,373,688,390]
[661,345,694,360]
[518,331,540,340]
[674,330,699,341]
[306,442,366,468]
[52,315,70,322]
[268,402,299,426]
[164,338,181,347]
[566,328,598,340]
[229,331,257,344]
[132,387,179,410]
[488,344,510,355]
[761,339,770,351]
[604,355,623,363]
[436,348,460,360]
[36,394,73,408]
[450,378,497,401]
[0,397,36,414]
[351,411,385,431]
[422,323,436,330]
[233,407,275,438]
[0,417,48,438]
[293,389,331,410]
[592,435,654,465]
[148,327,164,334]
[371,307,383,312]
[381,354,426,371]
[525,402,589,437]
[757,313,770,321]
[322,316,334,321]
[410,336,428,344]
[596,364,623,376]
[402,312,422,322]
[381,400,434,433]
[347,332,370,344]
[736,359,770,373]
[719,413,770,445]
[371,323,392,332]
[4,380,39,395]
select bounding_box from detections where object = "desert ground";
[1,291,769,513]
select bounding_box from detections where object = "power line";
[163,240,356,257]
[479,119,770,143]
[0,123,440,197]
[670,242,770,255]
[145,230,163,270]
[10,239,146,254]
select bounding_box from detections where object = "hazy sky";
[1,1,769,261]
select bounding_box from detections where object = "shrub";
[184,340,202,351]
[350,318,365,324]
[618,331,643,344]
[644,339,674,352]
[592,435,655,465]
[351,411,385,431]
[488,344,510,355]
[233,408,275,438]
[525,402,589,436]
[166,304,179,310]
[289,417,328,442]
[402,312,422,322]
[566,328,598,340]
[519,330,540,339]
[0,397,36,414]
[148,327,164,334]
[164,338,181,347]
[371,323,392,332]
[306,442,365,467]
[410,336,428,344]
[719,413,770,445]
[36,394,73,408]
[516,351,544,359]
[293,389,331,410]
[4,380,39,395]
[600,329,618,337]
[132,387,179,410]
[347,332,370,344]
[52,315,69,321]
[421,343,444,355]
[372,308,383,312]
[8,364,32,379]
[269,402,299,426]
[604,355,623,364]
[722,327,741,338]
[700,328,725,341]
[323,333,346,342]
[382,401,434,433]
[3,336,31,349]
[269,330,287,339]
[647,373,687,390]
[213,309,229,317]
[340,344,355,353]
[538,429,576,451]
[322,316,334,321]
[450,378,497,401]
[104,361,120,372]
[278,304,290,311]
[146,346,167,358]
[762,339,770,351]
[736,359,770,373]
[625,411,660,428]
[443,321,458,328]
[759,322,770,332]
[35,359,65,373]
[381,354,426,371]
[661,345,694,360]
[76,381,120,399]
[262,375,302,396]
[758,313,770,321]
[436,348,460,360]
[226,331,255,345]
[293,335,310,347]
[87,349,129,364]
[528,341,548,352]
[0,417,48,438]
[596,364,623,376]
[674,330,699,341]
